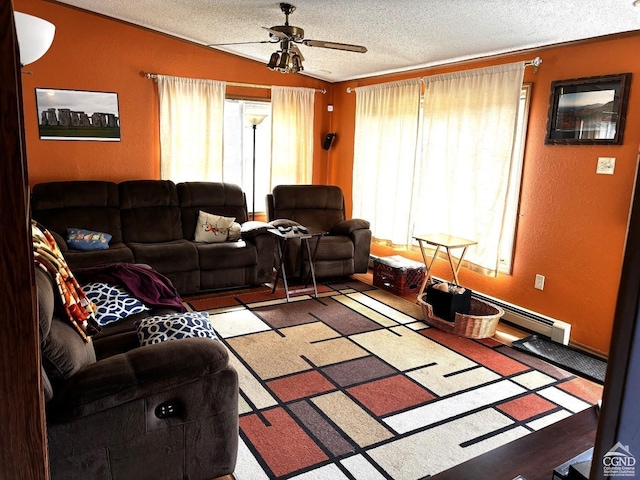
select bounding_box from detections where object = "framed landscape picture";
[35,88,121,141]
[545,73,631,145]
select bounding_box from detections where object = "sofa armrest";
[269,218,302,228]
[49,230,68,254]
[330,218,370,236]
[240,220,271,239]
[241,221,277,284]
[351,228,373,273]
[48,337,230,421]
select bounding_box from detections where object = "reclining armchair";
[37,267,239,480]
[267,184,372,278]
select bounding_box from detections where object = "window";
[223,99,271,216]
[498,84,531,273]
[353,63,528,277]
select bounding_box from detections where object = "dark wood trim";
[431,407,598,480]
[591,163,640,479]
[0,3,49,480]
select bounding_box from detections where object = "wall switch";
[327,104,334,112]
[597,157,615,175]
[535,274,545,290]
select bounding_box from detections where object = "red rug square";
[347,375,435,416]
[422,328,529,376]
[557,377,603,405]
[240,407,328,477]
[496,393,557,421]
[267,370,336,403]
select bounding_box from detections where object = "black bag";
[426,283,472,321]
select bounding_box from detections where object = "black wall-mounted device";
[323,133,336,150]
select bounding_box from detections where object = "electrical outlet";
[597,157,615,175]
[535,274,545,290]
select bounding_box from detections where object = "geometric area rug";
[184,279,603,480]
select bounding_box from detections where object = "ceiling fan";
[210,3,367,74]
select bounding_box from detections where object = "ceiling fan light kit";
[213,2,367,75]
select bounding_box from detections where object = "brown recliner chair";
[266,184,372,278]
[37,267,239,480]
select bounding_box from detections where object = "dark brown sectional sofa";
[37,267,238,480]
[31,180,276,294]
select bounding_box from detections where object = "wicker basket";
[417,293,504,339]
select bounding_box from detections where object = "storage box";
[425,284,471,321]
[372,255,425,296]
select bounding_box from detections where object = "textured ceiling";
[53,0,640,82]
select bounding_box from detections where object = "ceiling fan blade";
[302,39,367,53]
[208,40,276,47]
[262,26,290,40]
[290,44,305,61]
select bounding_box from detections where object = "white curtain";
[270,86,315,187]
[157,75,226,182]
[352,79,422,244]
[415,62,525,275]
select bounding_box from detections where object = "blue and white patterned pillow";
[82,282,149,326]
[136,311,219,346]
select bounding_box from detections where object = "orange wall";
[330,34,640,354]
[15,0,333,186]
[16,0,640,353]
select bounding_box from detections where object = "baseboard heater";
[368,255,571,345]
[470,290,571,345]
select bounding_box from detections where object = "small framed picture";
[545,73,631,145]
[35,88,121,141]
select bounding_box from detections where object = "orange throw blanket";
[32,221,100,342]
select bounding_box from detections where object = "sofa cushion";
[64,243,135,271]
[66,228,112,251]
[119,180,183,243]
[82,282,149,326]
[195,240,257,270]
[194,211,235,243]
[31,181,124,243]
[271,185,346,232]
[127,240,199,273]
[137,312,218,346]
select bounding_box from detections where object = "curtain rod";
[144,73,326,94]
[345,56,543,93]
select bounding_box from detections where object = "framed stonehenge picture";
[35,88,120,141]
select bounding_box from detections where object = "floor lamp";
[244,113,268,220]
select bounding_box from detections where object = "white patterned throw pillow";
[136,311,219,346]
[82,282,149,326]
[194,210,236,243]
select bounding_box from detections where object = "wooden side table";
[413,233,477,295]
